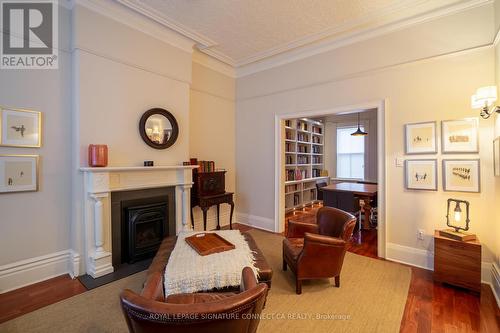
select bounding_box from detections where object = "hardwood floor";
[1,217,499,332]
[0,274,87,323]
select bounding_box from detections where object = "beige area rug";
[0,230,411,333]
[248,229,411,333]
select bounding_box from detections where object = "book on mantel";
[183,158,217,173]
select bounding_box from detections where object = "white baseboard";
[235,212,275,232]
[0,250,72,293]
[386,243,433,270]
[69,250,81,278]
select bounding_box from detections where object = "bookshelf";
[284,118,328,212]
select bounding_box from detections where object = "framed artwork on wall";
[404,159,438,191]
[441,118,478,153]
[0,107,42,148]
[494,137,500,177]
[404,121,437,154]
[443,159,480,193]
[0,155,39,193]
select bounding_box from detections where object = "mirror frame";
[139,108,179,150]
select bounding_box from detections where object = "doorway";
[274,101,386,258]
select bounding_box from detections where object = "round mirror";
[139,108,179,149]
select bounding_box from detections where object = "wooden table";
[320,182,377,229]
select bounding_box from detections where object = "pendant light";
[351,113,368,136]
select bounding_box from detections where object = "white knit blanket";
[164,230,258,296]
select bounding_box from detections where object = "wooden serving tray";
[185,233,235,256]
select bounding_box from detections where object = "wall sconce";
[471,86,500,119]
[439,198,476,241]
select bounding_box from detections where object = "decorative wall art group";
[0,107,42,194]
[404,118,481,193]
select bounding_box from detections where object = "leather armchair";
[282,206,356,294]
[120,267,268,333]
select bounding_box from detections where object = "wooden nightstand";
[433,230,481,293]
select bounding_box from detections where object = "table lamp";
[439,198,476,241]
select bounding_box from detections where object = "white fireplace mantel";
[80,165,197,278]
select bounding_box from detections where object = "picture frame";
[441,118,478,153]
[494,137,500,177]
[0,155,39,193]
[404,121,437,154]
[404,159,438,191]
[0,107,42,148]
[443,159,480,193]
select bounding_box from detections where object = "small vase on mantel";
[88,144,108,167]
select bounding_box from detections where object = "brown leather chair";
[282,206,356,294]
[120,267,268,333]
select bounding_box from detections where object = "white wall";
[0,5,72,265]
[73,6,192,167]
[190,52,236,230]
[236,3,498,274]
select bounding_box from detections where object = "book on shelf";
[312,126,322,134]
[293,193,300,205]
[185,158,217,173]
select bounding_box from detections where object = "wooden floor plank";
[0,274,87,323]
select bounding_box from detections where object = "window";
[336,126,365,179]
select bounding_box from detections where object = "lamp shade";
[471,86,497,109]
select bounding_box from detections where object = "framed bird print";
[0,107,42,148]
[404,121,437,154]
[405,159,438,191]
[0,155,39,193]
[443,159,480,193]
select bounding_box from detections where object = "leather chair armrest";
[304,232,346,247]
[141,271,165,301]
[287,221,319,238]
[240,266,258,292]
[297,233,348,278]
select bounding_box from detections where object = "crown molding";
[235,0,492,77]
[71,0,195,54]
[192,51,235,78]
[199,47,236,67]
[235,0,430,67]
[116,0,217,49]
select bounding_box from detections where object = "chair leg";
[334,276,340,288]
[282,258,287,271]
[296,279,302,294]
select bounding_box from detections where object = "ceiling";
[117,0,474,67]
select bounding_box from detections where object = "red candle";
[88,144,108,167]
